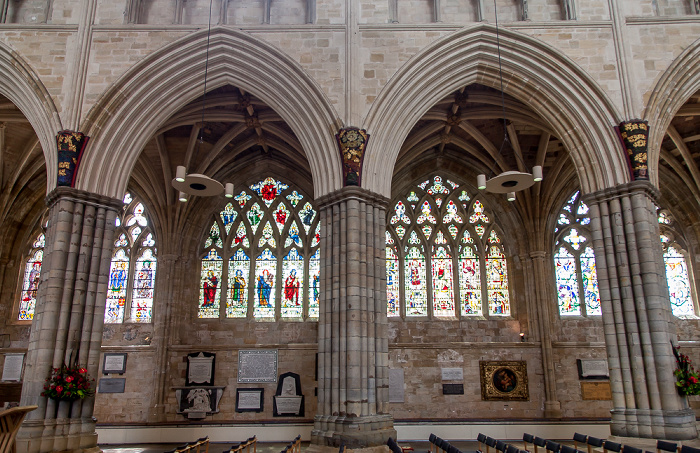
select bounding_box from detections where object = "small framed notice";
[581,381,612,400]
[577,359,609,380]
[98,378,126,393]
[2,354,24,382]
[236,388,264,412]
[102,353,127,375]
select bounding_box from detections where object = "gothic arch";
[645,37,700,187]
[362,24,625,198]
[79,27,343,199]
[0,40,62,191]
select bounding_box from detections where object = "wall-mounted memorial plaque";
[236,388,264,412]
[1,354,24,382]
[577,359,609,380]
[175,386,225,419]
[187,352,215,386]
[441,368,464,381]
[238,350,278,383]
[102,353,127,375]
[98,378,126,393]
[388,369,405,403]
[581,381,612,400]
[273,372,304,417]
[442,384,464,395]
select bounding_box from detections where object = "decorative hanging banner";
[56,130,89,187]
[336,127,369,187]
[616,120,649,181]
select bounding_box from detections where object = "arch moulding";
[361,24,625,199]
[79,27,343,199]
[0,40,63,192]
[645,37,700,188]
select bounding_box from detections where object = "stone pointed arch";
[362,24,625,198]
[80,27,343,199]
[0,41,62,191]
[644,37,700,187]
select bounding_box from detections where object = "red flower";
[65,376,74,383]
[690,376,698,384]
[56,386,63,393]
[78,368,87,373]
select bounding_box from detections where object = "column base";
[312,414,397,448]
[16,418,99,453]
[544,400,562,419]
[610,408,698,440]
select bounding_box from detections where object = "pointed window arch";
[105,193,157,323]
[554,191,600,316]
[17,231,46,321]
[198,177,320,320]
[658,210,698,318]
[386,175,511,318]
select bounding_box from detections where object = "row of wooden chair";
[570,433,700,453]
[165,436,210,453]
[479,433,534,453]
[279,435,301,453]
[431,433,465,453]
[225,436,257,453]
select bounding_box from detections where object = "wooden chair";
[533,437,547,453]
[587,437,605,453]
[477,433,487,453]
[523,433,535,453]
[680,447,700,453]
[573,433,588,451]
[658,442,679,453]
[0,405,37,453]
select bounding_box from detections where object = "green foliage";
[41,364,94,401]
[673,344,700,396]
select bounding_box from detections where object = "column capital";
[581,180,659,206]
[316,186,389,210]
[45,186,122,211]
[529,251,547,260]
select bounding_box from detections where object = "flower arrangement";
[41,364,94,401]
[672,343,700,396]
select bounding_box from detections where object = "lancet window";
[104,193,157,324]
[17,231,45,321]
[658,210,698,318]
[554,191,601,316]
[198,177,320,320]
[386,175,511,318]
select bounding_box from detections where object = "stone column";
[17,187,120,453]
[582,181,697,440]
[312,187,396,448]
[529,251,562,418]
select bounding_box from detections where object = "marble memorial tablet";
[441,367,464,381]
[236,388,264,412]
[389,369,405,403]
[102,353,127,375]
[99,378,126,393]
[238,350,278,383]
[577,359,609,379]
[274,396,303,415]
[187,352,215,386]
[1,354,24,382]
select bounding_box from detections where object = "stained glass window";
[554,191,600,317]
[198,178,320,320]
[658,210,697,317]
[386,175,507,318]
[18,233,45,321]
[104,193,157,323]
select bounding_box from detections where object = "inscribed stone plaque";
[1,354,24,382]
[441,367,464,381]
[98,378,126,393]
[238,350,278,383]
[274,396,303,415]
[187,352,215,386]
[581,381,612,400]
[236,388,264,412]
[102,353,127,374]
[442,384,465,395]
[577,359,609,379]
[389,369,405,403]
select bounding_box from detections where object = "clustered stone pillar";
[17,187,120,453]
[583,181,697,440]
[312,187,397,448]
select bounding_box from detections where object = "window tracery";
[198,177,320,320]
[105,193,157,323]
[386,175,511,318]
[658,210,697,318]
[17,231,45,321]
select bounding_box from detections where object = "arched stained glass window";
[198,177,320,320]
[658,211,697,318]
[554,191,600,316]
[105,194,157,323]
[18,232,45,321]
[386,175,510,318]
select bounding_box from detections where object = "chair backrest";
[573,434,588,444]
[680,447,700,453]
[496,441,507,452]
[604,441,621,453]
[478,434,487,444]
[523,434,534,444]
[658,442,678,453]
[487,438,498,448]
[587,437,604,448]
[507,444,520,453]
[430,434,438,444]
[448,444,461,453]
[623,446,642,453]
[562,445,578,453]
[545,441,561,453]
[534,438,547,448]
